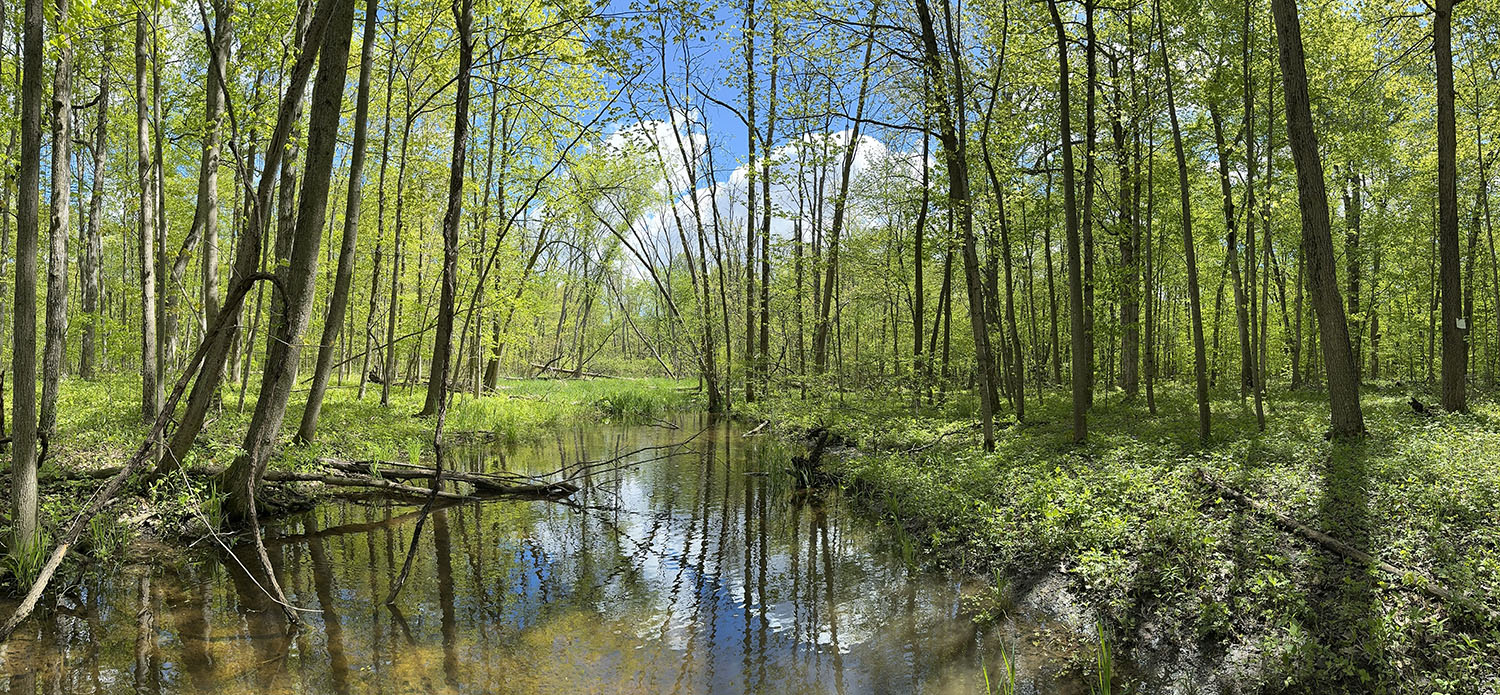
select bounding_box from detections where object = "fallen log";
[529,362,613,379]
[261,471,480,502]
[1197,468,1497,623]
[319,458,539,491]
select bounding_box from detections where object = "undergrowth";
[743,382,1500,694]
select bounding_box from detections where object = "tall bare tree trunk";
[300,0,378,439]
[1209,106,1252,401]
[80,34,112,379]
[1048,0,1087,442]
[196,0,231,343]
[1434,0,1465,412]
[420,0,472,417]
[11,0,44,558]
[136,12,161,424]
[1271,0,1366,437]
[743,0,757,402]
[813,5,876,376]
[916,0,996,449]
[39,0,72,438]
[1160,0,1210,442]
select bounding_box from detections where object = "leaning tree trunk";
[298,0,378,440]
[163,0,337,469]
[38,0,72,439]
[419,0,472,417]
[1271,0,1366,437]
[221,0,358,520]
[917,0,996,450]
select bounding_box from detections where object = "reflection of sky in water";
[0,415,1083,695]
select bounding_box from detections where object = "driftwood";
[261,470,480,502]
[318,458,573,495]
[1197,468,1497,623]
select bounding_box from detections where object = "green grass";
[37,373,698,474]
[743,383,1500,693]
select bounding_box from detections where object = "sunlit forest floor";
[42,373,697,474]
[745,383,1500,692]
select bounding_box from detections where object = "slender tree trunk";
[759,20,778,396]
[421,0,471,419]
[359,17,397,400]
[299,0,378,439]
[1160,1,1210,442]
[197,0,231,344]
[1048,0,1087,442]
[38,0,72,438]
[813,5,877,375]
[1344,175,1363,375]
[1209,106,1253,400]
[80,35,112,379]
[136,13,161,424]
[1081,0,1097,408]
[743,0,757,402]
[1271,0,1366,437]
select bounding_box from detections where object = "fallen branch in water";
[742,421,769,437]
[0,273,286,643]
[557,427,707,482]
[262,470,481,502]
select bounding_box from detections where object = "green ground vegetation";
[744,385,1500,693]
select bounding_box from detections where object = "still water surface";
[0,414,1087,694]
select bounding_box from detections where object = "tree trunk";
[80,34,111,379]
[163,0,334,468]
[1160,0,1210,443]
[813,5,877,376]
[300,0,378,439]
[1049,0,1087,442]
[420,0,472,419]
[11,0,43,559]
[1434,0,1465,412]
[197,0,231,343]
[136,12,161,424]
[38,0,72,438]
[1209,106,1253,400]
[743,0,758,402]
[1271,0,1366,437]
[222,0,358,520]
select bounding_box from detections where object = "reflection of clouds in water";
[5,416,1080,695]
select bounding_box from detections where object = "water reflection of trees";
[4,417,992,694]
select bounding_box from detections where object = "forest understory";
[746,382,1500,693]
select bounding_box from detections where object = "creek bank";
[741,388,1500,694]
